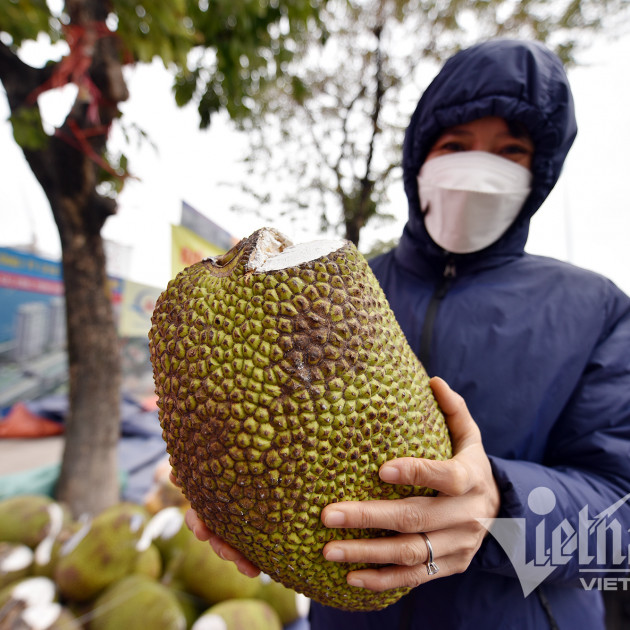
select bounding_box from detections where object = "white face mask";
[417,151,533,254]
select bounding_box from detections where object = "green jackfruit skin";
[149,229,452,612]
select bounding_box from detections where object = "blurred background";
[2,5,630,294]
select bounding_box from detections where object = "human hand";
[320,376,500,591]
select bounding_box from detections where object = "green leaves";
[112,0,197,66]
[173,68,198,107]
[1,0,53,48]
[179,0,327,124]
[96,151,130,197]
[3,0,326,128]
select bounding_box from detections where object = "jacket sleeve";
[473,291,630,584]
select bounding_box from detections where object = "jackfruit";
[149,228,452,611]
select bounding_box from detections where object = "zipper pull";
[436,261,456,298]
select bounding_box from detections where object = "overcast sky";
[1,33,629,295]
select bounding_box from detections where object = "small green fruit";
[192,599,282,630]
[0,495,70,548]
[90,575,187,630]
[171,536,259,605]
[54,503,150,601]
[255,576,309,625]
[0,542,33,589]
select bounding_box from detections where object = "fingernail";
[324,548,345,562]
[348,576,364,588]
[380,465,400,483]
[323,510,345,527]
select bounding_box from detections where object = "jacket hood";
[400,39,577,267]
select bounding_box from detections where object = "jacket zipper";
[418,261,456,373]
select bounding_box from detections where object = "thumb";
[430,376,481,451]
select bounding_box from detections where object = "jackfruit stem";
[249,228,346,272]
[247,228,294,271]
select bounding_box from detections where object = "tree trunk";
[344,213,362,247]
[54,201,122,516]
[0,0,129,517]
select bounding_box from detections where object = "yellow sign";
[171,224,225,278]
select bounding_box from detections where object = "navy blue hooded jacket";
[310,39,630,629]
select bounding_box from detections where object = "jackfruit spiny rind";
[149,228,452,612]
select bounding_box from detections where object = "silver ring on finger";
[420,532,439,575]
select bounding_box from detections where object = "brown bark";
[0,0,129,517]
[55,208,121,516]
[341,26,384,248]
